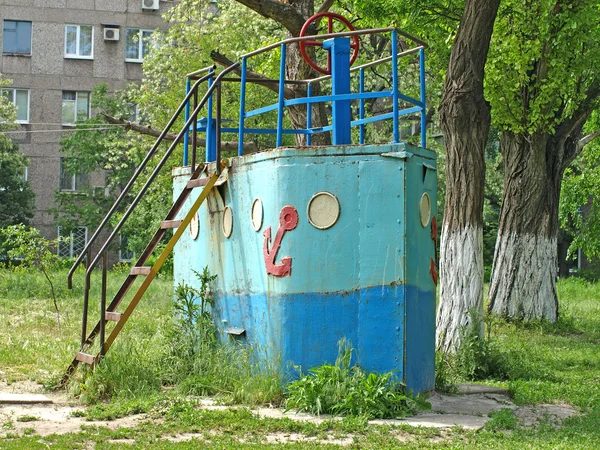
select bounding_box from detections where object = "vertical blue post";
[359,68,365,145]
[419,48,427,148]
[238,57,247,156]
[183,78,191,166]
[206,69,214,162]
[323,37,351,145]
[391,30,399,143]
[306,83,313,146]
[276,44,286,148]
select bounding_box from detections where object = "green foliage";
[0,225,64,328]
[485,408,518,431]
[285,340,423,419]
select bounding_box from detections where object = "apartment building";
[0,0,172,259]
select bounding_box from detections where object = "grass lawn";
[1,268,599,448]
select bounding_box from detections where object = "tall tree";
[435,0,500,352]
[487,0,600,321]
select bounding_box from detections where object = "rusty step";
[160,220,182,229]
[75,352,96,365]
[186,178,211,189]
[105,311,122,322]
[130,266,152,276]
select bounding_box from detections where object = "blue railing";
[183,27,427,165]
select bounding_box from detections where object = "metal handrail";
[67,72,215,289]
[84,63,240,277]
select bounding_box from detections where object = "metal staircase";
[61,64,239,385]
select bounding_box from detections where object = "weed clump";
[285,340,425,419]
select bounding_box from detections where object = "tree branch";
[210,50,296,99]
[578,130,600,150]
[102,115,258,153]
[233,0,307,35]
[317,0,335,14]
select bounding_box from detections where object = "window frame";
[61,90,91,126]
[1,88,30,124]
[2,20,32,55]
[64,24,94,60]
[125,28,154,63]
[57,226,88,258]
[59,157,89,192]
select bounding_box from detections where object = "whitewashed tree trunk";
[436,0,499,352]
[489,232,557,321]
[436,224,484,352]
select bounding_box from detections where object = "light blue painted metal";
[419,48,427,149]
[238,57,247,156]
[322,37,352,145]
[359,68,365,144]
[276,44,286,148]
[391,30,400,143]
[183,78,191,166]
[206,69,214,162]
[173,143,437,393]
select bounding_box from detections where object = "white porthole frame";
[307,191,340,230]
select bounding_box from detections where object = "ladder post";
[80,248,92,349]
[99,251,107,357]
[183,77,191,166]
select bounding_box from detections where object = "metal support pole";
[216,83,222,173]
[80,248,92,349]
[306,83,313,146]
[206,69,214,162]
[191,87,198,171]
[183,78,191,166]
[99,251,107,357]
[323,37,352,145]
[359,68,365,144]
[419,48,427,148]
[238,57,247,156]
[276,44,286,148]
[391,30,400,143]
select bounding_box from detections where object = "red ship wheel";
[299,12,360,75]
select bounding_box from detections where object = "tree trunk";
[436,0,500,352]
[488,132,562,322]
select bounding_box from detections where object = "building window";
[2,20,32,55]
[65,25,94,59]
[1,88,29,123]
[125,28,153,62]
[59,157,89,192]
[119,235,136,262]
[62,91,90,125]
[58,226,87,258]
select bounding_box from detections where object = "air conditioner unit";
[103,27,120,41]
[142,0,160,10]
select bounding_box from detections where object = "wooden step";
[130,266,152,276]
[186,177,211,189]
[160,220,182,229]
[75,352,96,365]
[105,311,122,322]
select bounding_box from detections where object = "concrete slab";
[373,413,489,430]
[457,383,510,395]
[428,392,516,416]
[0,393,53,404]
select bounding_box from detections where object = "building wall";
[0,0,172,258]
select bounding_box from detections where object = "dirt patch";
[515,403,578,428]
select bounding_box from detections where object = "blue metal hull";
[173,143,437,393]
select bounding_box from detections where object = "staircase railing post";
[276,44,286,148]
[238,57,247,156]
[99,251,107,357]
[183,77,191,166]
[81,248,92,349]
[191,86,199,171]
[216,82,222,172]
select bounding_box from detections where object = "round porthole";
[189,212,199,240]
[307,192,340,230]
[251,198,263,231]
[222,206,233,238]
[420,193,431,227]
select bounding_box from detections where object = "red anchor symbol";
[263,205,299,277]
